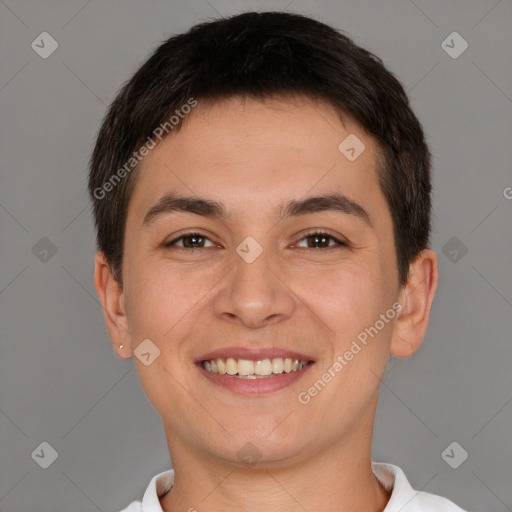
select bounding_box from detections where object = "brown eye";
[165,232,215,249]
[296,231,346,249]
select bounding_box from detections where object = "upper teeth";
[201,357,309,377]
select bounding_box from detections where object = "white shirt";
[119,462,468,511]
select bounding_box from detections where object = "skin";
[94,95,438,512]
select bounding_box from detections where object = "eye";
[163,229,347,251]
[164,232,217,250]
[295,230,347,249]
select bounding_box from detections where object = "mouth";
[195,348,315,394]
[200,357,312,378]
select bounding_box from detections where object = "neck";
[160,418,391,512]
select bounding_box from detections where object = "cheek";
[301,267,395,408]
[301,263,396,386]
[296,263,387,338]
[123,257,218,343]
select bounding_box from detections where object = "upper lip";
[195,347,315,363]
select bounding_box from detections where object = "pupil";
[310,235,327,248]
[185,235,203,248]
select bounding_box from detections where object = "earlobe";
[93,252,132,358]
[390,249,439,359]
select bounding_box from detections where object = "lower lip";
[196,362,314,395]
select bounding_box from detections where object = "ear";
[390,248,439,358]
[93,251,132,359]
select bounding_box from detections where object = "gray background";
[1,0,511,511]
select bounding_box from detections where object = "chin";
[208,430,308,469]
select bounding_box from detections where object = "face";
[114,95,405,467]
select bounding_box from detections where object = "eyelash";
[163,229,347,251]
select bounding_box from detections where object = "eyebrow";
[142,192,373,228]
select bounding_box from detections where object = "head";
[90,12,438,468]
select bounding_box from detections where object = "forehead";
[128,95,387,225]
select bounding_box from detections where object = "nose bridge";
[213,236,295,327]
[234,237,274,293]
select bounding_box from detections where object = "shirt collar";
[372,462,424,511]
[141,469,174,511]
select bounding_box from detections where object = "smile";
[201,357,311,379]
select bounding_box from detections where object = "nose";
[212,241,297,329]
